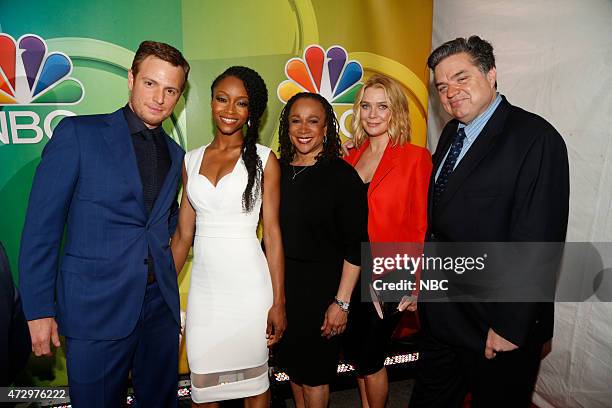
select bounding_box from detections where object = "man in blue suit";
[19,41,189,407]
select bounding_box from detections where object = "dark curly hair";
[278,92,341,165]
[211,66,268,212]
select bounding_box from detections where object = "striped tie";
[433,127,467,207]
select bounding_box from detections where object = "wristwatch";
[334,296,350,312]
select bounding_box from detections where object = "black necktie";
[139,128,160,214]
[138,127,165,279]
[433,127,467,207]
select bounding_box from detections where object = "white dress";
[184,143,273,403]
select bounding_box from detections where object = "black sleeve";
[491,123,570,346]
[334,162,369,266]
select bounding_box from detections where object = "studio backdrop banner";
[0,0,433,384]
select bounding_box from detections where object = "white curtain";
[429,1,612,407]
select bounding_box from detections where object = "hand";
[341,140,355,157]
[28,317,60,357]
[397,295,417,312]
[484,328,518,359]
[266,303,287,347]
[321,303,348,339]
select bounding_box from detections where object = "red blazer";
[345,139,432,243]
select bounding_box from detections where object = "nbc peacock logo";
[277,45,364,139]
[277,44,363,105]
[0,34,84,106]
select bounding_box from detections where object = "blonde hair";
[351,74,411,147]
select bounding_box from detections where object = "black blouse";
[279,158,368,265]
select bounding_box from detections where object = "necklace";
[291,165,309,180]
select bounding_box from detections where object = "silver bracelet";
[334,296,350,312]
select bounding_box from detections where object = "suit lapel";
[434,98,511,212]
[369,141,399,196]
[103,109,146,216]
[428,125,456,222]
[149,135,181,221]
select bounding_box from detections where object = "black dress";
[276,158,368,386]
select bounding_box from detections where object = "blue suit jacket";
[19,109,184,340]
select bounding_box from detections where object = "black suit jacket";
[0,242,31,385]
[421,96,569,352]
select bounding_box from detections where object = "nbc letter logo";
[277,45,363,105]
[0,34,84,105]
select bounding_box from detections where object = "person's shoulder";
[256,143,272,154]
[54,110,124,139]
[505,102,564,145]
[507,102,549,126]
[66,111,117,127]
[185,145,206,163]
[344,142,366,163]
[326,157,362,182]
[396,142,431,157]
[48,113,110,143]
[327,156,355,171]
[51,113,99,130]
[256,143,275,162]
[391,143,432,171]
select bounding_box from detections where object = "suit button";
[144,259,148,265]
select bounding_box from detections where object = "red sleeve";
[404,147,432,297]
[406,147,432,243]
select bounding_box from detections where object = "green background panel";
[0,0,183,51]
[0,0,433,386]
[182,0,303,59]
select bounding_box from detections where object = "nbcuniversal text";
[360,242,612,303]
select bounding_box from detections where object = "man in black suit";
[410,36,569,407]
[0,242,31,386]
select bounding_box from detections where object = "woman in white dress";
[171,66,286,407]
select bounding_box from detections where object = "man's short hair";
[427,35,496,74]
[131,40,190,83]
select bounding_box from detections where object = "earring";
[324,135,328,143]
[247,119,251,127]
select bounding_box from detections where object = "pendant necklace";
[292,165,309,180]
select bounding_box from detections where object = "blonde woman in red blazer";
[343,74,432,408]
